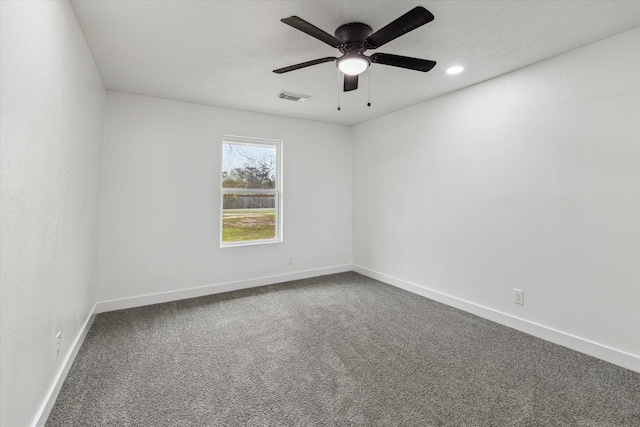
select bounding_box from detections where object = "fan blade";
[281,16,343,48]
[365,7,434,49]
[343,74,358,92]
[370,53,436,72]
[273,57,337,74]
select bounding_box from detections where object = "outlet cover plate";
[513,289,524,305]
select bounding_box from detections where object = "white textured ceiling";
[70,1,640,126]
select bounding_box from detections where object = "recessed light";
[446,65,464,75]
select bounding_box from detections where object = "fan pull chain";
[367,69,371,107]
[337,70,341,111]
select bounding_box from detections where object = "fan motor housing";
[335,22,373,52]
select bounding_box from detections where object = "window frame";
[220,135,283,247]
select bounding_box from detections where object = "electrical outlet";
[287,256,293,265]
[55,331,62,357]
[513,289,524,305]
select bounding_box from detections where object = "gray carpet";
[47,272,639,426]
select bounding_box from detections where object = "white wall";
[0,2,106,426]
[352,28,639,369]
[97,92,352,304]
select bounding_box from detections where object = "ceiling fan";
[273,6,436,92]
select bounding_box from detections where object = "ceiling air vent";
[278,91,310,102]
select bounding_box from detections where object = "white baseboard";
[33,307,96,427]
[95,264,353,313]
[353,264,640,373]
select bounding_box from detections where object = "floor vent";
[278,91,310,102]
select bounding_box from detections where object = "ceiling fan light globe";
[338,57,369,76]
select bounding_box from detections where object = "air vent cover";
[278,91,310,102]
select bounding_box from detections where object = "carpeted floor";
[47,272,639,426]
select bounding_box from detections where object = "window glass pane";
[222,194,276,243]
[222,143,276,189]
[221,137,281,246]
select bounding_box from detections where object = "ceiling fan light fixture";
[275,7,436,92]
[337,56,369,76]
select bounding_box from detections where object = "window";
[220,136,282,246]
